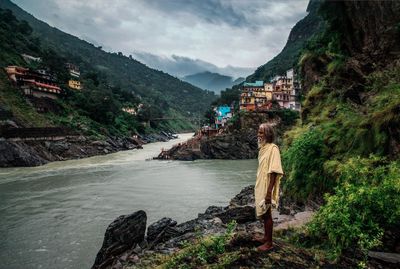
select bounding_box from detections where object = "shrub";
[164,220,237,268]
[307,156,400,259]
[282,127,330,203]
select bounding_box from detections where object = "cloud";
[132,51,254,78]
[12,0,309,68]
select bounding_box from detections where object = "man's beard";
[258,138,266,149]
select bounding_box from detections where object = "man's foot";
[252,236,268,244]
[257,242,274,252]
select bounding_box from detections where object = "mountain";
[131,51,254,79]
[247,0,324,82]
[182,71,244,94]
[0,0,216,130]
[212,0,324,107]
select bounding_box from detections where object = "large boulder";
[92,210,147,269]
[146,217,177,243]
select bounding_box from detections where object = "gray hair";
[259,123,275,143]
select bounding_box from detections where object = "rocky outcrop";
[0,139,48,167]
[91,185,319,269]
[92,210,147,269]
[0,132,177,167]
[157,111,297,161]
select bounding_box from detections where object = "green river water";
[0,133,257,269]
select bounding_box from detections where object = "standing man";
[254,123,284,251]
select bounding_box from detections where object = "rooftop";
[243,80,264,87]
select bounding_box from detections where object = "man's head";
[258,123,275,146]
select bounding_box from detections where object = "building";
[66,63,80,78]
[21,53,41,63]
[5,66,62,100]
[68,79,82,90]
[239,69,301,112]
[122,107,137,115]
[214,105,232,128]
[240,81,271,112]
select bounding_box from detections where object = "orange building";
[240,81,271,112]
[5,66,62,99]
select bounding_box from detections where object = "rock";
[92,210,147,269]
[215,205,256,224]
[230,185,255,207]
[146,217,177,243]
[91,140,111,147]
[368,251,400,264]
[0,140,48,167]
[48,141,70,154]
[198,206,225,219]
[210,217,223,225]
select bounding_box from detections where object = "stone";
[0,140,48,167]
[229,185,255,207]
[48,141,70,154]
[92,210,147,269]
[147,217,177,243]
[215,205,256,224]
[198,206,225,219]
[368,251,400,264]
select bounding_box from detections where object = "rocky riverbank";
[156,111,298,161]
[90,186,317,269]
[92,185,399,269]
[0,132,177,167]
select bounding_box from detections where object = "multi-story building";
[240,81,272,111]
[240,69,301,112]
[5,66,62,99]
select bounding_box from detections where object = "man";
[254,123,284,251]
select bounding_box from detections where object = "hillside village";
[210,68,300,131]
[5,59,82,112]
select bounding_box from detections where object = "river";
[0,133,257,269]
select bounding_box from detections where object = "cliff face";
[337,1,400,63]
[299,0,400,158]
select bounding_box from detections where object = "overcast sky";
[13,0,309,77]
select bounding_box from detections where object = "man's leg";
[257,208,273,251]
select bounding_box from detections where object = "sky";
[13,0,309,78]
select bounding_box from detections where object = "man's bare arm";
[265,173,277,204]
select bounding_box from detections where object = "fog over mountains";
[131,51,254,79]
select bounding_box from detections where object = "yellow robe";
[255,143,284,218]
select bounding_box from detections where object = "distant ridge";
[182,71,244,94]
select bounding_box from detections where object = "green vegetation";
[0,5,214,136]
[283,127,330,203]
[307,156,400,259]
[280,0,400,262]
[150,221,237,269]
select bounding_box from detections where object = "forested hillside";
[0,0,216,135]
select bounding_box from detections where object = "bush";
[164,221,237,268]
[282,127,330,203]
[307,156,400,259]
